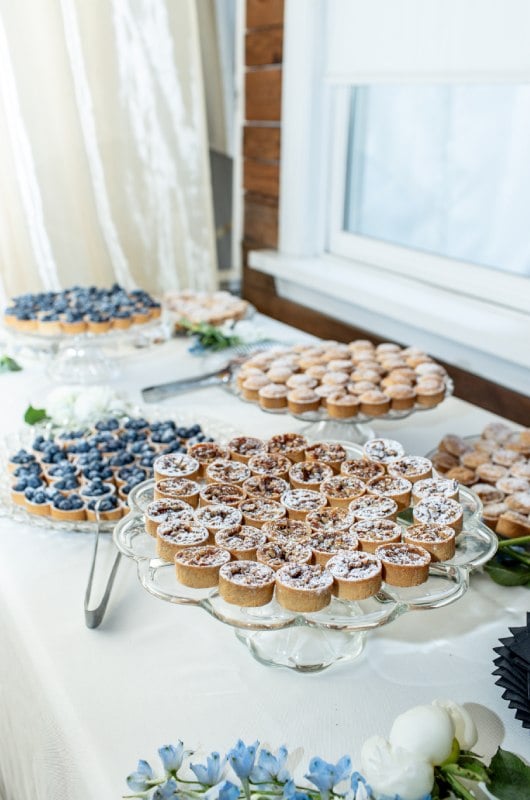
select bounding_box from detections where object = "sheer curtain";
[0,0,217,301]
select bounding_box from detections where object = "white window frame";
[248,0,530,385]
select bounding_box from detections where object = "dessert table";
[0,314,527,800]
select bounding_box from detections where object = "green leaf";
[443,772,478,800]
[0,354,22,372]
[442,762,488,783]
[456,757,490,783]
[484,561,530,586]
[24,405,49,425]
[489,748,530,800]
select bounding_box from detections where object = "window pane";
[344,85,530,277]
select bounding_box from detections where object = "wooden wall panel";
[243,127,281,160]
[246,27,283,66]
[244,195,278,248]
[246,0,284,29]
[245,69,282,121]
[244,159,279,196]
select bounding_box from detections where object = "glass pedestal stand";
[296,419,376,445]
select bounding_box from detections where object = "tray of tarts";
[232,338,453,424]
[114,433,496,671]
[427,422,530,540]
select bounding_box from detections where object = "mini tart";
[174,545,231,588]
[367,475,412,510]
[432,451,459,474]
[461,450,491,470]
[308,530,359,565]
[403,523,456,562]
[248,452,292,479]
[241,374,270,401]
[61,319,87,335]
[327,551,382,600]
[214,525,267,560]
[306,506,354,534]
[375,542,431,587]
[415,380,445,407]
[411,478,459,504]
[496,510,530,538]
[10,486,27,506]
[156,520,210,561]
[351,519,403,554]
[320,475,366,508]
[275,563,333,613]
[38,318,62,336]
[154,478,200,507]
[315,384,342,407]
[267,433,308,463]
[363,438,405,466]
[86,499,123,522]
[359,390,391,417]
[238,498,286,527]
[496,476,530,495]
[266,367,293,384]
[227,436,266,463]
[380,384,416,411]
[439,434,471,457]
[50,497,86,522]
[445,466,476,486]
[145,498,195,536]
[468,483,504,506]
[218,560,276,606]
[187,442,229,476]
[205,459,251,486]
[341,459,385,483]
[88,318,112,334]
[349,494,399,522]
[286,374,318,389]
[326,392,360,419]
[304,442,347,473]
[256,541,312,571]
[194,503,243,535]
[199,482,246,507]
[25,497,51,517]
[153,453,199,482]
[242,475,289,501]
[288,460,334,490]
[509,461,530,480]
[262,518,312,545]
[412,497,463,533]
[505,491,530,515]
[287,388,320,415]
[321,370,350,387]
[475,462,508,484]
[482,501,508,529]
[387,456,433,484]
[258,383,289,410]
[281,489,327,520]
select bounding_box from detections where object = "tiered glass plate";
[114,441,497,672]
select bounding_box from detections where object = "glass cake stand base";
[47,339,117,384]
[235,625,366,672]
[297,419,376,444]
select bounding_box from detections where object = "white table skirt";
[0,316,527,800]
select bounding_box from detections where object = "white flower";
[389,705,455,766]
[45,387,78,424]
[73,386,123,423]
[432,700,478,751]
[361,736,434,800]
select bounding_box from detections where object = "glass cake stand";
[113,442,497,672]
[3,316,169,384]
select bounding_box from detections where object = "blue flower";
[191,752,226,786]
[205,779,241,800]
[153,778,181,799]
[228,740,259,780]
[282,779,312,800]
[351,772,372,800]
[305,756,352,800]
[250,746,290,784]
[126,759,155,792]
[158,742,189,775]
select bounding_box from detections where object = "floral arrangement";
[124,701,530,800]
[181,319,269,354]
[24,385,127,426]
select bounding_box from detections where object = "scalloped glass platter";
[114,441,497,671]
[0,413,239,534]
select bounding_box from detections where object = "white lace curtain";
[0,0,217,301]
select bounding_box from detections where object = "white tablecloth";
[0,316,528,800]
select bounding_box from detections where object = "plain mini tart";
[262,518,312,545]
[199,482,246,507]
[145,498,195,537]
[156,520,210,561]
[205,459,251,486]
[304,442,347,473]
[351,519,403,554]
[218,560,276,606]
[412,497,463,533]
[258,383,289,410]
[367,475,412,510]
[306,506,354,534]
[403,523,456,562]
[349,494,399,522]
[359,390,391,417]
[363,438,405,466]
[327,551,382,600]
[256,540,312,571]
[242,475,289,501]
[326,392,360,419]
[239,498,286,528]
[482,501,508,529]
[281,488,327,520]
[341,459,385,483]
[153,453,199,483]
[387,456,433,484]
[241,374,270,401]
[320,475,366,508]
[496,510,530,538]
[194,503,243,536]
[275,563,333,613]
[248,452,292,479]
[308,530,359,565]
[288,460,334,491]
[267,433,308,463]
[384,384,417,411]
[287,388,320,415]
[415,380,446,407]
[154,478,200,506]
[215,525,267,560]
[187,442,229,477]
[174,545,231,588]
[375,542,431,587]
[227,436,266,463]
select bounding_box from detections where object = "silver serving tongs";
[84,498,122,629]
